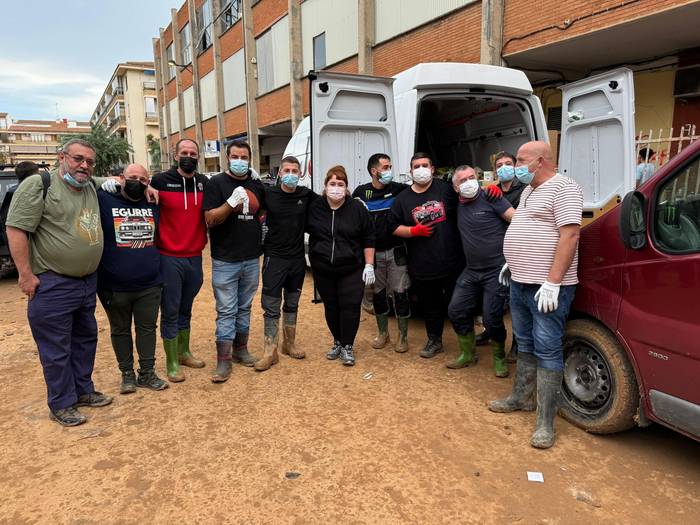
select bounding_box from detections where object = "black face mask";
[124,179,147,200]
[178,156,197,174]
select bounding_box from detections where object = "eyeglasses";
[64,153,96,168]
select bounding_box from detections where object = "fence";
[635,124,700,168]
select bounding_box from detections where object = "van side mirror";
[619,191,647,250]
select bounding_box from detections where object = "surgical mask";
[514,164,536,184]
[229,159,249,176]
[459,179,479,199]
[379,170,393,185]
[326,186,346,201]
[63,172,89,188]
[178,156,197,174]
[497,165,515,182]
[280,173,299,189]
[411,167,432,185]
[123,179,147,200]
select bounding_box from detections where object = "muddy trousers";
[311,263,364,346]
[261,255,305,320]
[411,273,458,340]
[160,255,203,340]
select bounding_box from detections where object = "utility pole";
[480,0,505,66]
[242,0,260,172]
[288,0,303,133]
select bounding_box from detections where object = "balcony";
[107,115,126,133]
[143,81,157,91]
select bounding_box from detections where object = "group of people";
[6,136,582,450]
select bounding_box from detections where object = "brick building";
[152,0,700,175]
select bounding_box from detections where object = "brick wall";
[257,85,291,127]
[253,0,288,36]
[176,4,189,30]
[202,116,218,140]
[166,79,177,101]
[220,23,244,60]
[224,105,247,136]
[198,47,215,77]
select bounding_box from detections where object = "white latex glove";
[362,264,375,286]
[534,281,561,313]
[498,263,511,287]
[227,186,249,214]
[101,178,120,193]
[261,224,269,242]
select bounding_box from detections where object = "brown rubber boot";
[254,318,280,371]
[281,322,305,359]
[211,341,233,383]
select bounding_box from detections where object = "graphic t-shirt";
[6,171,103,277]
[389,179,460,279]
[263,185,317,259]
[202,171,266,262]
[352,181,408,250]
[457,191,512,270]
[97,190,161,291]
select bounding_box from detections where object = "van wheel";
[560,319,639,434]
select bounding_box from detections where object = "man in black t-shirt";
[254,155,317,372]
[352,153,410,353]
[203,140,265,383]
[390,152,461,358]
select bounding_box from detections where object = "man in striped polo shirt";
[489,141,583,450]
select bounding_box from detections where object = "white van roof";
[392,63,534,97]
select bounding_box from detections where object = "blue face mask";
[497,165,515,182]
[229,159,249,176]
[379,170,393,185]
[514,164,535,184]
[280,173,299,189]
[63,172,89,188]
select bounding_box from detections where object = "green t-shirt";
[6,171,105,277]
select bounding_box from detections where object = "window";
[166,44,176,80]
[181,23,192,64]
[313,32,326,70]
[31,134,44,142]
[145,97,157,117]
[221,0,242,32]
[256,17,290,95]
[196,0,213,54]
[653,155,700,253]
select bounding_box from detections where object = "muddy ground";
[0,254,698,524]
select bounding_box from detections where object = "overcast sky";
[0,0,177,122]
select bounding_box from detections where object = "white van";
[283,62,636,218]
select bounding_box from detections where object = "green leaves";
[59,125,133,177]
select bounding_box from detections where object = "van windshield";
[415,94,537,178]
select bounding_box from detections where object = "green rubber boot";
[163,338,184,382]
[372,314,390,349]
[395,317,409,353]
[492,341,509,378]
[446,333,478,369]
[177,328,205,368]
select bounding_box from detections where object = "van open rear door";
[559,68,635,224]
[309,71,399,193]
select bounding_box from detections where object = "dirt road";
[0,256,698,524]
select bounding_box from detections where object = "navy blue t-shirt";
[97,190,161,292]
[458,190,512,270]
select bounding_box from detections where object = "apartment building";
[152,0,700,175]
[0,112,91,166]
[91,62,161,171]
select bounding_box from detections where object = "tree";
[59,125,132,177]
[146,134,161,170]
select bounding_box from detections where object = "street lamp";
[168,59,193,73]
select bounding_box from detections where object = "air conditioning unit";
[673,65,700,98]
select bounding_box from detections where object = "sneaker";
[120,370,137,395]
[340,344,355,366]
[326,341,342,360]
[75,391,113,408]
[49,406,87,427]
[136,369,169,391]
[419,338,444,358]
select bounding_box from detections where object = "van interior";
[415,94,537,177]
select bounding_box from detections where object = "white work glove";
[362,264,375,286]
[101,178,120,193]
[534,281,561,313]
[498,263,511,287]
[227,186,249,214]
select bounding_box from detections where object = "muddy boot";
[255,319,280,371]
[163,337,185,382]
[530,368,564,449]
[506,337,518,364]
[371,314,390,349]
[232,332,256,367]
[177,328,205,368]
[492,341,509,378]
[120,370,137,394]
[281,312,305,359]
[211,341,233,383]
[395,317,409,353]
[419,337,443,358]
[446,333,478,369]
[488,352,537,412]
[475,329,490,346]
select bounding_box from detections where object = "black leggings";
[312,265,364,346]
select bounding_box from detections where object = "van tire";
[559,319,639,434]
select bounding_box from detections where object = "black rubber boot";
[232,332,256,367]
[530,368,564,449]
[419,337,443,358]
[211,341,233,383]
[488,352,537,412]
[506,337,519,364]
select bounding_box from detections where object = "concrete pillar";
[171,8,186,137]
[242,0,260,172]
[288,0,303,133]
[158,28,174,167]
[153,36,171,170]
[187,0,206,172]
[358,0,375,75]
[480,0,505,66]
[212,0,228,171]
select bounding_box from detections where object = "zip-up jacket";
[306,196,375,270]
[150,167,208,257]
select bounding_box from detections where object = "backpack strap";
[40,171,51,200]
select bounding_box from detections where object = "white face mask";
[459,179,479,199]
[411,167,432,185]
[326,186,346,201]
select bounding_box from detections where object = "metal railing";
[636,124,699,168]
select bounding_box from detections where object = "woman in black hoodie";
[307,165,375,366]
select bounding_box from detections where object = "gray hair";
[61,138,96,154]
[454,164,474,175]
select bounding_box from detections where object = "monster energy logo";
[664,205,677,225]
[365,189,373,200]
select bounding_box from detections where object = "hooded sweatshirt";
[150,167,208,257]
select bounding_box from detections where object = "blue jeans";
[509,281,576,371]
[212,258,260,342]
